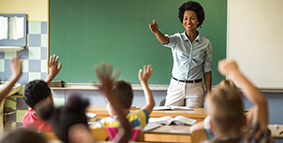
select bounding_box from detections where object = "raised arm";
[0,56,22,103]
[94,62,131,143]
[149,20,170,44]
[45,54,62,84]
[218,59,268,127]
[139,65,155,114]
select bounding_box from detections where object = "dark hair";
[178,1,205,28]
[0,128,47,143]
[23,80,51,109]
[36,95,89,143]
[113,80,133,109]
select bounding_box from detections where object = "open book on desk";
[86,112,99,122]
[149,116,197,125]
[153,106,193,111]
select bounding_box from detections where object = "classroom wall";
[0,0,65,131]
[0,0,48,84]
[0,0,48,21]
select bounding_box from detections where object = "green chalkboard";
[49,0,226,85]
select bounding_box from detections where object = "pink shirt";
[22,109,53,132]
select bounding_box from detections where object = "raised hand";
[10,55,22,78]
[149,20,159,34]
[46,54,62,84]
[94,62,120,97]
[218,59,239,76]
[138,65,153,83]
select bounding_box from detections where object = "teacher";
[149,1,212,108]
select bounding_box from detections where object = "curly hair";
[36,95,89,143]
[23,80,51,109]
[178,1,205,28]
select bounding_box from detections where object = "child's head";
[207,80,244,135]
[0,128,47,143]
[36,95,89,143]
[23,80,52,109]
[178,1,205,28]
[106,80,133,116]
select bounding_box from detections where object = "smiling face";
[182,10,199,32]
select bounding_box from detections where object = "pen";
[275,124,278,130]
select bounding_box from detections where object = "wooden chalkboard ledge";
[51,83,169,91]
[51,83,283,93]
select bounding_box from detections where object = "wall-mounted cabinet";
[0,14,27,52]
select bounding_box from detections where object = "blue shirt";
[164,31,213,80]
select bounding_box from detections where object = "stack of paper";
[0,16,24,40]
[0,16,8,40]
[153,106,193,111]
[149,116,197,125]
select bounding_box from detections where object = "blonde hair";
[208,80,244,134]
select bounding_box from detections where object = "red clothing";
[22,109,53,132]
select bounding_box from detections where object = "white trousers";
[164,78,205,108]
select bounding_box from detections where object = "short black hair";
[178,1,205,28]
[113,80,133,109]
[23,80,51,109]
[36,95,89,143]
[0,128,47,143]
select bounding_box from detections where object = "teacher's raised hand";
[149,20,159,34]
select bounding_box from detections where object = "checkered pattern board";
[1,21,65,131]
[0,21,48,84]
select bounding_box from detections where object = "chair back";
[91,128,110,141]
[91,128,145,142]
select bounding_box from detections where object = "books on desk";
[149,116,197,125]
[143,123,162,132]
[153,106,193,111]
[86,112,99,122]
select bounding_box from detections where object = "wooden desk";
[144,125,191,143]
[268,124,283,139]
[86,105,206,142]
[86,105,207,122]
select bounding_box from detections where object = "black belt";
[172,77,202,83]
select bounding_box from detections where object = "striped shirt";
[164,31,213,80]
[93,109,149,129]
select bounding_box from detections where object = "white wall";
[227,0,283,88]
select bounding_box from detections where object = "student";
[36,63,131,143]
[93,62,131,143]
[190,87,255,141]
[0,128,47,143]
[93,64,154,131]
[201,59,270,143]
[22,54,62,132]
[149,1,212,108]
[36,95,89,143]
[0,56,22,103]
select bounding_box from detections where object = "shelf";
[0,46,25,52]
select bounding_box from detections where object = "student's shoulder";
[23,109,34,118]
[129,108,149,119]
